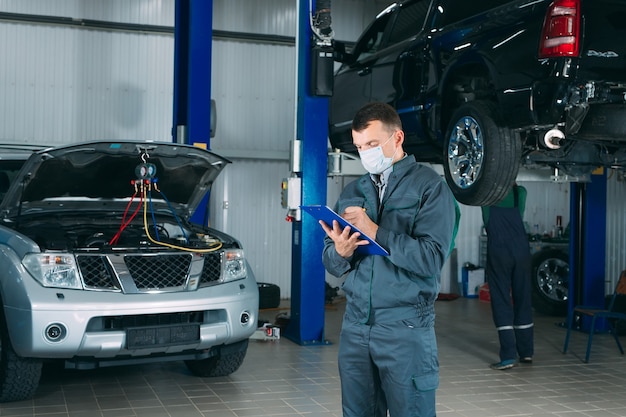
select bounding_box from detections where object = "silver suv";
[0,141,259,402]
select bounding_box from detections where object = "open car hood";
[0,141,230,219]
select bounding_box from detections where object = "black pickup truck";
[329,0,626,206]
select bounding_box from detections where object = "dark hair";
[351,102,402,132]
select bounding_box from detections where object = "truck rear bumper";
[576,104,626,140]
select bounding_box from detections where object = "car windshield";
[386,0,429,44]
[353,11,393,61]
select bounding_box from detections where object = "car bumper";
[4,278,259,360]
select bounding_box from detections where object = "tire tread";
[444,100,521,206]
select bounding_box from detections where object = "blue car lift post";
[284,0,330,345]
[172,0,330,343]
[567,169,608,333]
[172,0,214,225]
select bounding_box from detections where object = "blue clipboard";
[301,205,389,256]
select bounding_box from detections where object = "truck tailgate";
[579,0,626,81]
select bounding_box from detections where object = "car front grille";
[78,255,120,290]
[125,254,190,289]
[102,311,205,330]
[76,251,223,293]
[200,252,221,285]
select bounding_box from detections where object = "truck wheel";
[0,312,42,402]
[531,249,569,316]
[185,340,248,377]
[444,101,521,206]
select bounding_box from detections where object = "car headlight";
[22,253,83,289]
[221,249,247,282]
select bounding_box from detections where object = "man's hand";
[342,206,378,239]
[319,206,378,258]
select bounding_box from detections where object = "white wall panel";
[0,0,175,25]
[211,0,382,40]
[0,0,81,16]
[0,23,75,144]
[210,40,295,156]
[520,181,570,236]
[332,0,393,41]
[605,174,626,290]
[209,159,293,295]
[77,0,174,25]
[213,0,296,37]
[0,23,173,145]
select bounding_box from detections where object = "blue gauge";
[135,163,157,179]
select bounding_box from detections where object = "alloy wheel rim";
[537,258,569,302]
[447,116,484,189]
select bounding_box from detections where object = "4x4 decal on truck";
[586,50,619,58]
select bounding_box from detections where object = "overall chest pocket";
[337,197,367,215]
[381,195,421,232]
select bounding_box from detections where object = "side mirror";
[332,40,355,64]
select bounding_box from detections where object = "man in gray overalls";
[320,102,458,416]
[482,183,534,370]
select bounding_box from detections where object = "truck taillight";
[539,0,580,58]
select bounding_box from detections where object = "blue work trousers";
[338,314,438,417]
[486,243,534,361]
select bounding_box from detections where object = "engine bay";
[10,215,225,252]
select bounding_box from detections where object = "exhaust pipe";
[543,128,565,149]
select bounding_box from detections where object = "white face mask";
[358,133,396,174]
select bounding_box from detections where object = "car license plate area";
[126,324,200,349]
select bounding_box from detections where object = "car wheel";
[0,310,42,402]
[185,339,248,377]
[531,249,569,316]
[443,100,521,206]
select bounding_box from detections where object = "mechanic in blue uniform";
[320,102,458,417]
[482,183,534,370]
